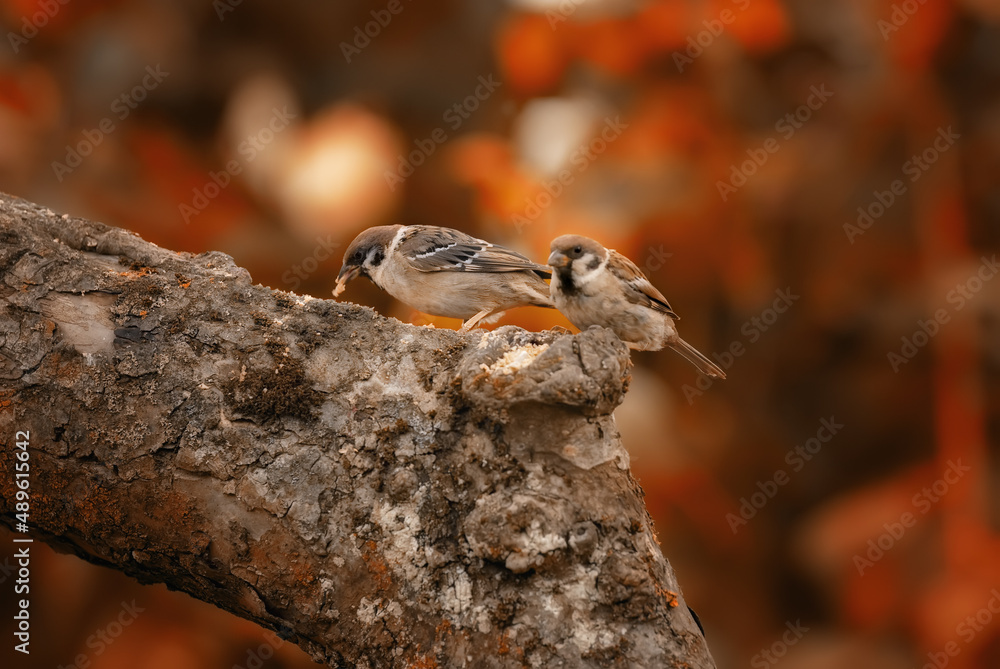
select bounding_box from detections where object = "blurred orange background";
[1,0,999,667]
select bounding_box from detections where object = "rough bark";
[0,192,715,668]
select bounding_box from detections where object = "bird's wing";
[607,250,680,320]
[398,226,551,276]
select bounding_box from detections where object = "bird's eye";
[573,245,583,255]
[352,250,364,262]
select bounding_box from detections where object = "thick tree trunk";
[0,193,715,668]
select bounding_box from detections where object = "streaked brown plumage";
[548,234,726,379]
[335,225,553,332]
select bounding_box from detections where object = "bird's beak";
[547,251,569,269]
[337,263,361,284]
[333,264,361,298]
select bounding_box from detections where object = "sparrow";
[334,225,554,332]
[547,234,726,379]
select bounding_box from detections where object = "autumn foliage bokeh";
[1,1,999,667]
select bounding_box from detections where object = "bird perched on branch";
[548,234,726,379]
[334,225,553,332]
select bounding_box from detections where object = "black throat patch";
[556,266,578,295]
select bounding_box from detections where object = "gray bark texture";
[0,192,716,668]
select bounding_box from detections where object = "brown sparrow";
[334,225,553,332]
[548,234,726,379]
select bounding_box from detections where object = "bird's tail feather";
[668,337,727,379]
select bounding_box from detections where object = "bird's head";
[334,225,401,294]
[547,234,608,278]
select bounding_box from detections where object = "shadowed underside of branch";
[0,192,715,668]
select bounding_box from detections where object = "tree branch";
[0,193,716,668]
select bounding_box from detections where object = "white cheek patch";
[369,226,408,286]
[573,250,609,287]
[366,249,387,285]
[367,260,384,287]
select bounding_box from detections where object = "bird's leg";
[459,309,498,333]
